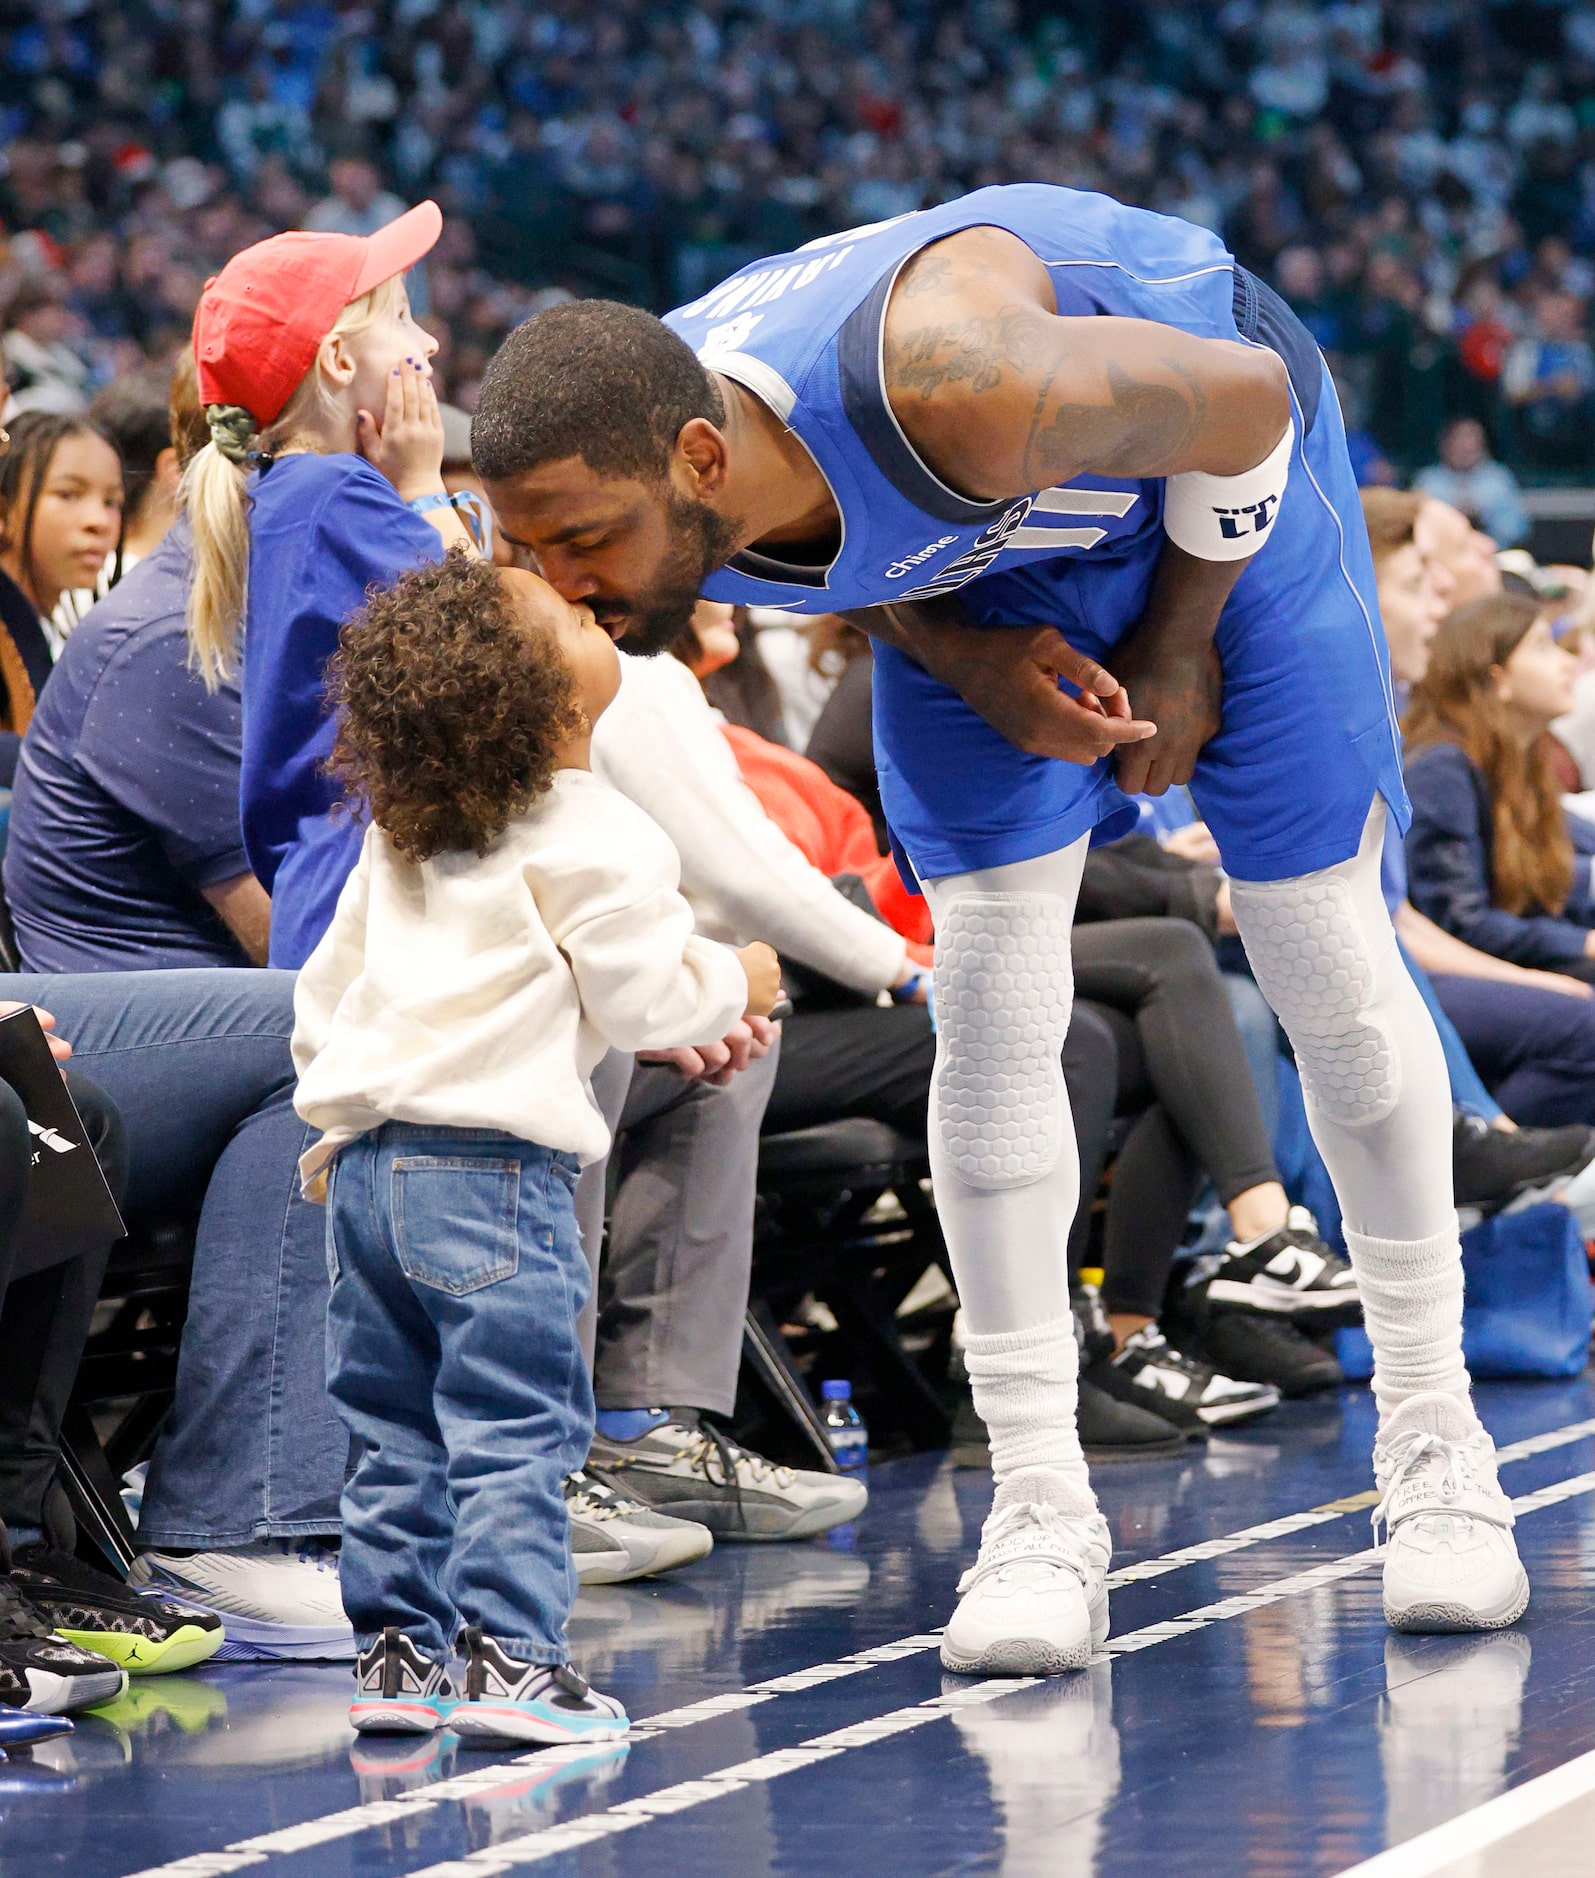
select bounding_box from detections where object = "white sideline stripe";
[116,1420,1595,1878]
[390,1469,1595,1875]
[1332,1745,1595,1877]
[1104,1415,1595,1588]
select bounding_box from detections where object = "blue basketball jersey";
[663,183,1317,621]
[664,183,1403,887]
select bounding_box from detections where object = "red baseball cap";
[194,199,442,427]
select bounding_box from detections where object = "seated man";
[4,354,270,972]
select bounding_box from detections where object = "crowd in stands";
[9,2,1595,481]
[4,0,1595,1740]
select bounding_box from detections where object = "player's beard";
[613,489,740,654]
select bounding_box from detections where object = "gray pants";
[576,1041,779,1418]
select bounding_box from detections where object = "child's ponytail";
[183,406,255,689]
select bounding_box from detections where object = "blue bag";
[1335,1202,1594,1382]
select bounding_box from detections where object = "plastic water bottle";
[821,1380,869,1481]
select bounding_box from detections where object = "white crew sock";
[962,1314,1092,1498]
[1342,1223,1473,1425]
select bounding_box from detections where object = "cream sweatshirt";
[592,651,908,994]
[292,768,750,1191]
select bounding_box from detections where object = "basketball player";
[472,185,1527,1674]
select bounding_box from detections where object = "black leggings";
[0,1071,127,1535]
[1073,920,1279,1319]
[763,997,1119,1271]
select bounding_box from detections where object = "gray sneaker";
[586,1414,867,1541]
[564,1470,713,1584]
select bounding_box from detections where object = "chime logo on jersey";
[898,499,1035,599]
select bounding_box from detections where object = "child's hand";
[357,358,446,502]
[737,942,782,1017]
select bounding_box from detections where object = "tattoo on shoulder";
[885,305,1050,401]
[897,253,953,300]
[1023,354,1209,483]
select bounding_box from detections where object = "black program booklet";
[0,1004,125,1275]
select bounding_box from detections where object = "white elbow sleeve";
[1162,419,1294,562]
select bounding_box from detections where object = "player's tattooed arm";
[844,596,1157,768]
[883,227,1290,501]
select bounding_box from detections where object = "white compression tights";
[1226,799,1469,1421]
[923,798,1469,1487]
[922,841,1091,1494]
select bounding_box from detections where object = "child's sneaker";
[349,1628,458,1735]
[449,1629,628,1746]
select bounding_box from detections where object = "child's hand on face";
[736,942,782,1017]
[357,358,446,502]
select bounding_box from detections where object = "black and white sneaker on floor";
[0,1576,126,1716]
[1188,1309,1344,1399]
[587,1412,866,1540]
[1088,1326,1280,1432]
[564,1470,713,1583]
[1205,1207,1361,1328]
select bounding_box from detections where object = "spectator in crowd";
[1365,490,1595,1137]
[1415,492,1503,610]
[5,355,269,971]
[0,410,121,783]
[1502,291,1595,473]
[2,285,91,416]
[0,1003,177,1715]
[180,203,472,969]
[304,159,407,242]
[1416,418,1529,551]
[0,969,353,1661]
[1406,592,1595,983]
[7,3,1595,476]
[88,362,186,569]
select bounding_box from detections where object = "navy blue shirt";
[240,453,438,969]
[3,520,253,971]
[1404,739,1595,967]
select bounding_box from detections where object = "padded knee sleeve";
[1229,875,1399,1127]
[933,892,1075,1190]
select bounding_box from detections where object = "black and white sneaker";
[1189,1310,1344,1399]
[587,1413,865,1541]
[564,1470,713,1583]
[0,1576,126,1716]
[450,1631,628,1746]
[1090,1326,1280,1431]
[1205,1208,1361,1327]
[349,1628,457,1735]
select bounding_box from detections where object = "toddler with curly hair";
[291,548,780,1744]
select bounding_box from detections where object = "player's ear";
[674,418,730,499]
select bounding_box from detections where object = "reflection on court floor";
[6,1377,1595,1877]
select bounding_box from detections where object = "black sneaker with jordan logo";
[0,1575,126,1715]
[1203,1207,1362,1329]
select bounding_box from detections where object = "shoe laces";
[1372,1429,1492,1547]
[957,1500,1099,1598]
[566,1470,636,1523]
[0,1575,54,1641]
[681,1424,794,1534]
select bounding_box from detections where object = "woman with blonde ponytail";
[186,201,485,967]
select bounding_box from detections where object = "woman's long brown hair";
[1403,592,1574,917]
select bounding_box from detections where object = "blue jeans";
[0,970,346,1547]
[1430,971,1595,1127]
[325,1126,592,1661]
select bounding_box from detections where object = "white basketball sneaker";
[941,1470,1111,1676]
[1373,1392,1529,1634]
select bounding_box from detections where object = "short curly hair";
[328,550,584,864]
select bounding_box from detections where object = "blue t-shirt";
[4,520,255,972]
[240,454,439,969]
